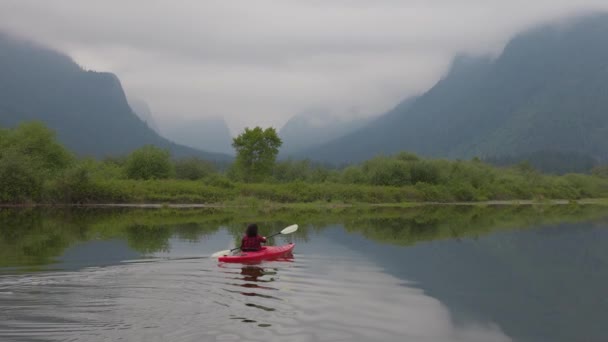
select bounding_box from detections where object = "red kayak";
[218,243,295,263]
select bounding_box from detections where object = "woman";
[241,223,267,252]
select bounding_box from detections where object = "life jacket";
[241,235,266,251]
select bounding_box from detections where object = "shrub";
[0,149,44,203]
[52,163,97,203]
[592,165,608,178]
[1,121,73,173]
[363,157,411,186]
[450,182,478,201]
[204,174,235,189]
[340,166,367,184]
[125,146,174,180]
[410,161,441,184]
[395,152,420,162]
[175,158,216,180]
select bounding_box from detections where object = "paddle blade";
[211,249,231,258]
[280,224,298,235]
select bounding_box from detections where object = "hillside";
[127,97,161,133]
[0,33,230,161]
[300,14,608,164]
[278,108,374,158]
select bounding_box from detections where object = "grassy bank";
[36,176,608,205]
[3,122,608,205]
[6,169,608,206]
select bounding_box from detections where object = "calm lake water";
[1,205,608,342]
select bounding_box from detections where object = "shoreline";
[2,198,607,209]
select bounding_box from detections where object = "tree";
[232,127,282,182]
[0,121,73,173]
[125,145,173,180]
[592,165,608,178]
[0,148,44,202]
[0,122,73,203]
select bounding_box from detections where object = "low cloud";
[1,1,607,133]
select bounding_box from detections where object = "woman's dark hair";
[246,223,258,237]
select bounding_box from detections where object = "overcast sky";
[1,1,608,134]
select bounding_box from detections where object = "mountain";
[160,117,234,155]
[300,14,608,164]
[0,33,230,161]
[485,150,597,174]
[127,97,160,133]
[126,98,233,155]
[278,108,376,157]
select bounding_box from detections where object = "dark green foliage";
[0,122,73,202]
[340,166,367,184]
[103,155,128,167]
[300,14,608,165]
[362,157,411,186]
[126,225,172,254]
[0,121,73,173]
[1,122,608,205]
[0,149,44,202]
[51,163,98,203]
[347,155,441,187]
[395,152,420,162]
[203,174,235,189]
[272,159,334,183]
[410,161,440,184]
[592,165,608,178]
[232,127,282,182]
[486,150,598,174]
[125,146,174,180]
[174,158,216,180]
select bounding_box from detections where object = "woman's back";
[241,235,266,251]
[241,223,266,251]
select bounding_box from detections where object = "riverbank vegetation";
[2,122,608,205]
[2,204,608,270]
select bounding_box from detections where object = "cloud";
[1,0,607,133]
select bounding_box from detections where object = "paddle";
[211,224,298,257]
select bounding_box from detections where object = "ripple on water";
[0,254,512,342]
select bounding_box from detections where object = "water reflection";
[0,252,513,341]
[0,205,607,341]
[1,204,606,271]
[241,265,266,280]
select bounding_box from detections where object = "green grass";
[32,177,608,206]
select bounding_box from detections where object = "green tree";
[395,152,420,162]
[0,121,73,173]
[0,148,44,202]
[52,161,102,203]
[410,161,441,184]
[362,157,411,186]
[0,126,6,143]
[125,145,173,180]
[0,122,73,203]
[592,165,608,178]
[232,127,282,182]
